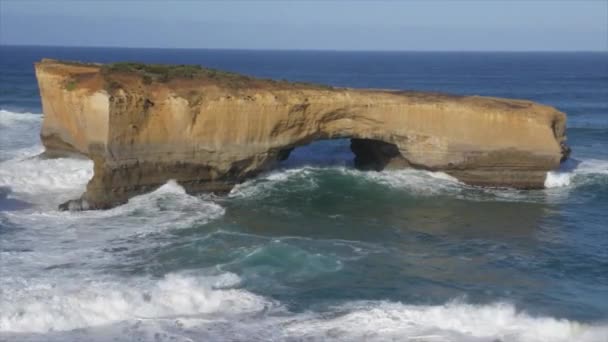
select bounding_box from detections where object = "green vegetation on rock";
[46,59,334,90]
[64,80,77,91]
[101,62,252,84]
[99,61,333,90]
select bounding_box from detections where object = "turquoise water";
[1,46,607,341]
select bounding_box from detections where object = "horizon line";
[2,43,607,53]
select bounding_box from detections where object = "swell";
[2,277,606,342]
[229,162,608,204]
[545,158,608,188]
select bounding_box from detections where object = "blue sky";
[1,1,606,51]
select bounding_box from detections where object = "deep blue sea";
[1,46,607,341]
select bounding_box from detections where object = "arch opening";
[276,138,408,171]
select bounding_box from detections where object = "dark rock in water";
[58,199,90,211]
[350,138,409,171]
[35,59,569,209]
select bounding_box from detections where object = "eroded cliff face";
[35,59,569,210]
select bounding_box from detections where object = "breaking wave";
[0,152,93,208]
[0,109,43,161]
[545,158,608,188]
[0,272,268,333]
[229,166,462,200]
[229,160,608,205]
[1,179,226,277]
[0,109,41,127]
[278,300,608,342]
[2,289,606,342]
[0,137,225,230]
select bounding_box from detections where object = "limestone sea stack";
[35,59,570,210]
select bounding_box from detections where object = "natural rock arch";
[34,59,569,210]
[273,136,405,171]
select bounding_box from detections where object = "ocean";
[0,46,607,341]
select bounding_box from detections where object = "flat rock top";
[36,58,562,120]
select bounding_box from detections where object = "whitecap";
[0,110,43,161]
[4,296,605,342]
[0,153,93,208]
[545,158,608,188]
[0,272,268,333]
[545,170,572,188]
[229,165,462,200]
[0,109,42,127]
[280,300,608,342]
[229,167,319,199]
[0,143,225,230]
[1,171,226,283]
[576,159,608,176]
[2,179,225,254]
[341,167,462,194]
[92,179,226,233]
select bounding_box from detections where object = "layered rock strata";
[35,59,569,209]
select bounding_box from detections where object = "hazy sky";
[1,0,607,51]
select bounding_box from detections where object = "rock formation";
[35,59,569,210]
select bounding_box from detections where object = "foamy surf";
[93,180,226,232]
[0,109,42,127]
[0,152,93,208]
[229,167,320,199]
[228,160,608,206]
[545,158,608,188]
[1,154,226,281]
[345,167,462,194]
[279,300,608,342]
[545,170,572,187]
[229,166,462,200]
[5,179,226,248]
[0,272,268,333]
[0,140,225,228]
[2,293,606,342]
[0,110,43,161]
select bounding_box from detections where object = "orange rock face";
[35,59,569,209]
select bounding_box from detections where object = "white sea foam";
[576,159,608,176]
[343,167,462,194]
[0,152,93,207]
[229,167,319,198]
[545,170,572,188]
[1,146,225,281]
[0,109,42,127]
[1,179,226,279]
[0,272,268,333]
[0,110,88,201]
[230,166,462,200]
[3,295,606,342]
[0,125,226,283]
[229,160,608,204]
[90,180,226,232]
[279,300,608,342]
[545,158,608,188]
[0,143,224,229]
[0,110,43,161]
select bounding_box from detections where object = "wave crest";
[545,158,608,188]
[3,294,605,342]
[0,272,268,333]
[0,109,41,127]
[282,300,608,342]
